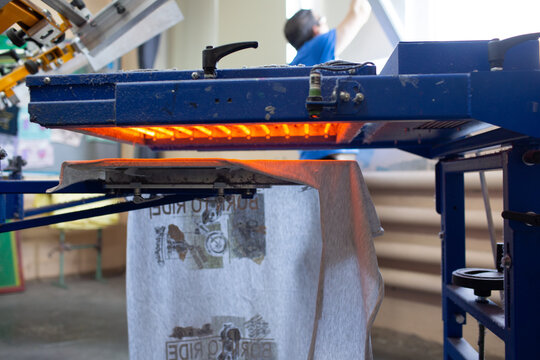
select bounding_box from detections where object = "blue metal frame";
[1,39,538,359]
[437,144,540,360]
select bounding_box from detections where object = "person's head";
[284,9,329,50]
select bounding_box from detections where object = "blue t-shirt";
[290,29,336,66]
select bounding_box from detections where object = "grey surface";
[0,275,128,360]
[0,274,453,360]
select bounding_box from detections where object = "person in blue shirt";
[285,0,371,66]
[284,0,372,160]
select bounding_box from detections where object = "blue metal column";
[437,161,469,359]
[503,144,540,359]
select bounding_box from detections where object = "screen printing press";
[1,35,539,359]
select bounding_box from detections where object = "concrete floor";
[0,274,445,360]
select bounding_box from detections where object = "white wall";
[321,0,394,63]
[167,0,287,70]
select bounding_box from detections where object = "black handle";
[71,0,86,10]
[502,210,540,227]
[202,41,258,78]
[488,32,540,70]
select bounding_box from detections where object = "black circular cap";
[452,268,504,298]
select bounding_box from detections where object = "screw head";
[339,91,351,102]
[354,93,365,103]
[502,254,512,269]
[43,77,51,84]
[191,72,200,80]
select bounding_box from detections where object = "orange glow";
[172,126,193,136]
[282,124,290,139]
[132,127,156,137]
[217,125,232,135]
[151,127,174,137]
[237,125,251,136]
[260,124,271,139]
[73,122,350,145]
[194,126,212,136]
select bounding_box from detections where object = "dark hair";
[284,9,319,50]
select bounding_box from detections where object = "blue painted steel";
[0,180,104,193]
[438,145,540,360]
[428,128,528,159]
[30,74,471,128]
[446,338,477,360]
[380,40,539,75]
[446,285,505,340]
[502,144,540,359]
[0,192,222,233]
[438,160,467,357]
[471,71,540,138]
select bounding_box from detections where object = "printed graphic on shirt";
[166,315,277,360]
[153,194,266,268]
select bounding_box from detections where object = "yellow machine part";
[0,1,75,97]
[0,43,77,97]
[0,0,42,34]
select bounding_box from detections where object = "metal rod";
[479,171,498,266]
[0,193,213,233]
[96,228,103,282]
[478,168,504,304]
[24,195,115,217]
[478,323,485,360]
[58,230,66,288]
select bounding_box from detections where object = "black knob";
[452,268,503,298]
[71,0,86,10]
[24,60,40,75]
[6,28,26,48]
[488,32,540,70]
[202,41,258,78]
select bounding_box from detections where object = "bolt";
[348,68,356,75]
[502,254,512,269]
[43,77,51,84]
[339,91,351,102]
[455,314,465,325]
[475,296,489,304]
[191,72,200,80]
[354,93,365,103]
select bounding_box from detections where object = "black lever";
[522,149,540,165]
[71,0,86,10]
[502,210,540,227]
[488,32,540,70]
[202,41,258,78]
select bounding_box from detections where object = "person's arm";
[335,0,371,56]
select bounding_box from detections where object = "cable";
[310,60,375,73]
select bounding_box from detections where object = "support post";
[502,144,540,359]
[438,161,467,359]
